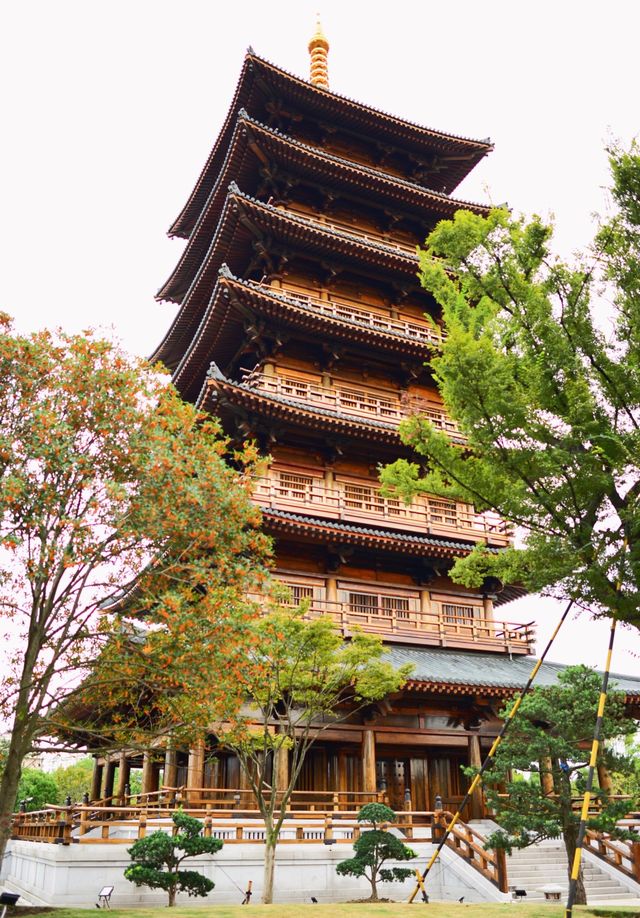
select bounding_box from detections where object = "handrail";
[273,284,444,346]
[433,811,508,893]
[584,821,640,883]
[11,805,435,846]
[253,470,512,547]
[241,368,461,436]
[249,589,534,653]
[283,206,419,256]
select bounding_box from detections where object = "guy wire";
[408,597,575,904]
[564,616,617,918]
[565,538,627,918]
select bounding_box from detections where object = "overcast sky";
[1,0,639,673]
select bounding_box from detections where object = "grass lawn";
[14,905,639,918]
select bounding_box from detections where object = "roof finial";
[308,13,329,89]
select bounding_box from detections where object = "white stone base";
[1,839,510,907]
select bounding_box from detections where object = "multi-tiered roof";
[153,38,534,674]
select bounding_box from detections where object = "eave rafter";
[170,51,493,238]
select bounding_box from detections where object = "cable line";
[565,539,627,918]
[408,598,575,904]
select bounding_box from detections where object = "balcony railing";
[273,284,443,346]
[241,369,462,437]
[283,205,419,257]
[250,590,534,653]
[254,471,510,545]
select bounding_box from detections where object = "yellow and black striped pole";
[564,616,617,917]
[408,598,575,904]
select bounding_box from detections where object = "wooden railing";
[11,804,434,847]
[585,815,640,883]
[241,369,461,437]
[282,206,419,257]
[432,811,509,893]
[274,284,443,346]
[254,470,511,547]
[250,589,534,654]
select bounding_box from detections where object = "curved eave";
[261,507,480,560]
[173,273,433,401]
[171,52,492,237]
[153,190,423,370]
[200,375,404,446]
[160,114,489,307]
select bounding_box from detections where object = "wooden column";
[90,759,103,801]
[141,752,155,797]
[540,757,554,796]
[468,734,483,819]
[103,757,117,801]
[116,752,130,803]
[362,729,376,795]
[274,744,290,795]
[597,763,613,794]
[187,740,205,801]
[164,744,178,789]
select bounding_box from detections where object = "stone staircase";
[469,821,638,904]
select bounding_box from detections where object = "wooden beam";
[90,759,103,801]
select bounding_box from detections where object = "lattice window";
[381,596,411,620]
[442,603,477,625]
[280,377,310,399]
[429,498,459,527]
[277,471,313,501]
[343,482,384,514]
[347,592,379,616]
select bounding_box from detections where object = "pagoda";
[150,26,534,820]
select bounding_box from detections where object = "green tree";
[336,803,416,901]
[216,601,412,904]
[0,316,270,862]
[381,144,640,628]
[125,810,222,907]
[51,757,94,803]
[14,769,60,811]
[473,666,638,906]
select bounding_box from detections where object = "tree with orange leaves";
[0,314,270,863]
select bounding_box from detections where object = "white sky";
[1,0,639,674]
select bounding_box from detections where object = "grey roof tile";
[384,644,640,694]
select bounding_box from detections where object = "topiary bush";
[336,802,416,901]
[125,810,223,906]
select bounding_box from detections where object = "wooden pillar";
[116,752,130,802]
[141,752,155,797]
[187,740,205,803]
[274,744,290,795]
[164,744,178,789]
[468,734,483,819]
[597,763,613,794]
[540,757,554,796]
[362,729,376,795]
[90,759,103,801]
[103,757,117,801]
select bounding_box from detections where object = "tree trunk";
[0,722,30,864]
[262,836,277,904]
[168,884,176,907]
[564,825,587,906]
[369,874,378,901]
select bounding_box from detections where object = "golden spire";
[308,14,329,89]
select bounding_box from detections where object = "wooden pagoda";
[142,35,540,820]
[72,30,550,825]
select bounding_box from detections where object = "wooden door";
[376,758,407,811]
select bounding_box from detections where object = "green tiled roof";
[385,645,640,695]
